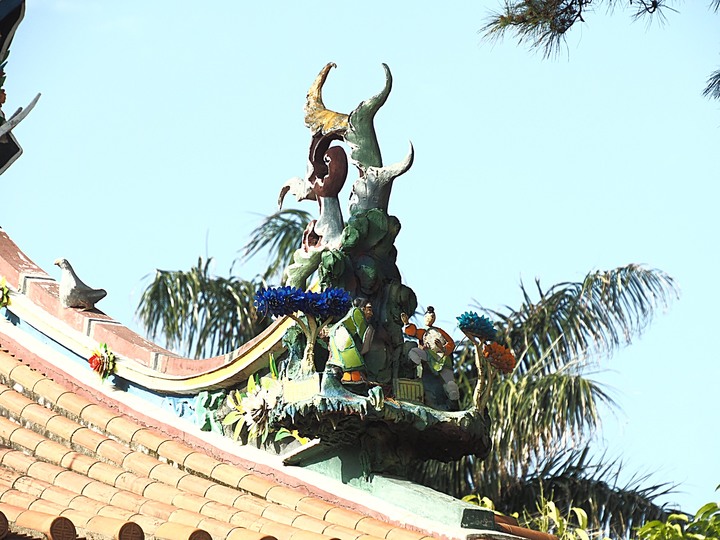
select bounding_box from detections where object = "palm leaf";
[239,209,312,281]
[137,257,268,357]
[489,358,614,480]
[703,68,720,100]
[480,265,678,375]
[480,0,589,59]
[503,448,674,538]
[411,350,613,497]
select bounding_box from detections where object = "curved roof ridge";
[0,227,288,393]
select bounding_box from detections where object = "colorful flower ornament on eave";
[0,277,10,308]
[88,343,116,381]
[457,311,496,341]
[483,342,516,374]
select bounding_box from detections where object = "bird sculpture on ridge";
[54,258,106,310]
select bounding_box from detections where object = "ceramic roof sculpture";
[0,6,556,536]
[54,258,107,310]
[0,227,553,540]
[0,0,39,175]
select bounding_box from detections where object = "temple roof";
[0,234,557,540]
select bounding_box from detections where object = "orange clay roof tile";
[6,364,47,394]
[261,502,303,525]
[11,475,46,498]
[238,473,279,498]
[87,460,127,485]
[45,414,84,441]
[201,499,251,521]
[54,391,93,419]
[55,470,96,497]
[35,441,74,465]
[40,485,82,508]
[19,401,59,427]
[230,494,272,516]
[291,530,342,540]
[26,460,64,484]
[0,385,34,415]
[142,480,183,502]
[228,509,267,529]
[9,424,45,453]
[105,416,143,442]
[203,482,248,506]
[356,517,395,538]
[321,524,364,540]
[109,489,147,512]
[121,449,165,477]
[291,513,333,534]
[172,491,213,514]
[116,473,159,495]
[153,521,213,540]
[80,479,121,502]
[148,462,191,487]
[132,427,170,453]
[177,473,218,497]
[0,354,20,381]
[225,527,277,540]
[258,518,331,540]
[29,378,69,404]
[295,497,335,520]
[96,437,133,464]
[0,489,36,509]
[0,420,19,443]
[386,528,432,540]
[59,450,99,475]
[324,508,364,530]
[86,515,145,540]
[13,508,77,540]
[79,403,121,431]
[69,426,108,453]
[214,462,253,488]
[266,485,307,509]
[137,498,177,519]
[184,451,222,477]
[157,439,195,466]
[0,448,35,473]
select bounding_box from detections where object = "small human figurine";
[401,306,460,409]
[326,298,375,386]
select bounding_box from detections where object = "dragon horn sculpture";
[349,142,414,215]
[304,62,349,136]
[346,63,392,171]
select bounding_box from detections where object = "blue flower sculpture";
[255,286,351,320]
[457,311,497,341]
[255,286,353,375]
[254,286,304,317]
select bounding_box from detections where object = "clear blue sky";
[3,1,718,514]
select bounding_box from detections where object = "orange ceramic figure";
[401,306,460,408]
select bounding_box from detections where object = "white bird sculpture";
[54,258,107,310]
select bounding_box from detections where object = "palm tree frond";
[504,448,675,538]
[239,209,312,281]
[702,68,720,100]
[480,1,587,59]
[137,257,267,357]
[481,265,678,375]
[489,360,614,479]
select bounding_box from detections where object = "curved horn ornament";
[349,142,414,215]
[346,63,393,171]
[304,62,349,136]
